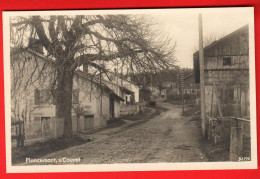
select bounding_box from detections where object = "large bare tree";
[11,14,176,137]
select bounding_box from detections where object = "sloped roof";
[193,24,249,57]
[75,70,125,101]
[184,73,194,80]
[119,86,134,94]
[12,48,124,101]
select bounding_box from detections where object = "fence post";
[54,117,57,139]
[230,127,243,161]
[208,119,212,140]
[18,122,22,148]
[21,121,24,147]
[41,116,43,142]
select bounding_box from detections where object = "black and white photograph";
[3,7,257,172]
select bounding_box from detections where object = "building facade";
[182,73,200,95]
[11,49,126,145]
[193,25,249,117]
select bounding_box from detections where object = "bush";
[148,101,156,106]
[166,93,198,102]
[140,88,152,101]
[166,94,179,101]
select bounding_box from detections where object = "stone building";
[11,48,128,145]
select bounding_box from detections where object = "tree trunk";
[55,63,74,137]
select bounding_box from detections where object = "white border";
[3,7,257,173]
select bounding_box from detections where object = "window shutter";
[73,89,80,104]
[52,89,56,105]
[34,89,40,105]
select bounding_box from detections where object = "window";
[223,57,232,66]
[33,116,51,121]
[84,114,94,119]
[73,89,80,104]
[41,117,51,120]
[34,89,41,105]
[40,90,52,104]
[34,89,55,105]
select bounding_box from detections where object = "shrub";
[166,93,198,102]
[148,101,156,106]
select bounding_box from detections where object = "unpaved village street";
[27,101,208,164]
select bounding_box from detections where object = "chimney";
[28,38,44,54]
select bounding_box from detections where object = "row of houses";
[11,46,140,146]
[145,73,199,101]
[165,73,200,99]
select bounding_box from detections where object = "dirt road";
[25,101,208,164]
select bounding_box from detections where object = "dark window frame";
[223,57,232,66]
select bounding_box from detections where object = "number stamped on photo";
[238,157,251,161]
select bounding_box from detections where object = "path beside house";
[20,101,208,165]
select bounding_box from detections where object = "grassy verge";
[182,105,200,116]
[182,105,230,161]
[184,105,251,162]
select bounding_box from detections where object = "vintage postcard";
[3,7,257,173]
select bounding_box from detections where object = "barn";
[193,25,249,118]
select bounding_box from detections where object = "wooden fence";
[12,115,97,147]
[22,117,64,146]
[11,120,25,148]
[207,116,250,161]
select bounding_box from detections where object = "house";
[193,25,249,117]
[77,64,141,117]
[101,72,140,104]
[182,73,200,95]
[164,73,199,101]
[11,48,124,145]
[104,73,141,115]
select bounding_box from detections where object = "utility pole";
[100,68,103,116]
[181,69,184,114]
[177,71,180,101]
[199,13,206,138]
[151,72,153,100]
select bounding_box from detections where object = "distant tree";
[193,33,225,52]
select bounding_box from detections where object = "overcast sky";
[153,8,253,68]
[4,8,253,70]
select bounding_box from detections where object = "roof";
[193,24,249,57]
[184,73,194,80]
[75,70,125,101]
[13,48,124,102]
[106,71,139,86]
[119,86,134,94]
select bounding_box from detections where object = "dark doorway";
[109,95,115,118]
